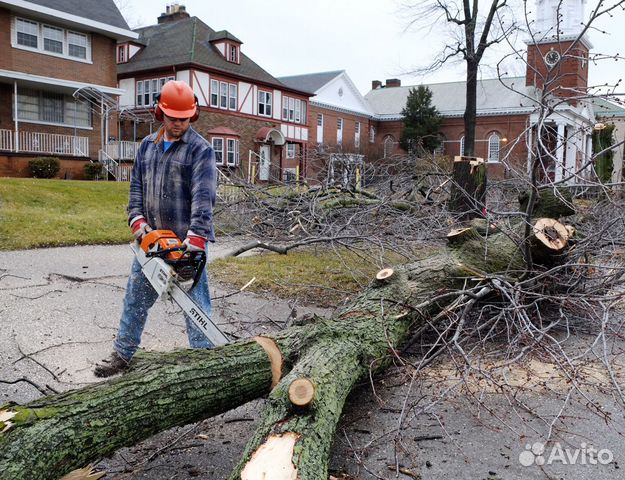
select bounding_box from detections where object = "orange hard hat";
[155,80,198,120]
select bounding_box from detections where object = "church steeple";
[535,0,586,38]
[525,0,591,98]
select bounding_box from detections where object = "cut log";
[288,377,316,407]
[376,268,395,281]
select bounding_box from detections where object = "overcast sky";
[119,0,624,97]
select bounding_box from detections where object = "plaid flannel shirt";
[127,126,216,241]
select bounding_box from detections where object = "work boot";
[93,351,130,378]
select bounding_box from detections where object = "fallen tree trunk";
[0,206,574,479]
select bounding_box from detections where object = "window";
[210,79,219,107]
[281,96,306,124]
[258,91,272,117]
[337,118,343,145]
[226,138,239,166]
[286,143,296,159]
[16,19,38,48]
[355,122,361,148]
[294,99,301,123]
[288,97,294,122]
[68,31,88,59]
[43,25,63,54]
[151,79,158,105]
[488,133,501,162]
[369,126,376,143]
[136,81,143,107]
[142,80,151,106]
[16,88,91,127]
[316,113,324,143]
[229,83,237,110]
[220,82,228,109]
[212,138,224,165]
[229,44,238,63]
[460,136,465,156]
[383,136,394,158]
[135,76,176,107]
[14,17,91,62]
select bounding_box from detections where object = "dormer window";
[229,44,239,63]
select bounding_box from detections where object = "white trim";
[1,0,138,40]
[0,68,123,95]
[310,100,373,119]
[11,118,93,130]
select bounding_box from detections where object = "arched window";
[488,133,501,162]
[459,136,465,156]
[383,135,395,158]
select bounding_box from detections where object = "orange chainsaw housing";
[140,230,184,261]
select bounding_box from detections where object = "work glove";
[183,230,207,252]
[129,215,152,241]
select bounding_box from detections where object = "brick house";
[115,4,312,183]
[0,0,137,178]
[365,0,598,184]
[278,70,374,185]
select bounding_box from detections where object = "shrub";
[29,157,60,179]
[84,162,104,180]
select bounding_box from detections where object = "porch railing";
[105,141,140,161]
[0,129,88,157]
[98,149,132,181]
[0,129,13,151]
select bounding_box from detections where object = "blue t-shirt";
[163,141,174,152]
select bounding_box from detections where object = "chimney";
[372,80,382,90]
[385,78,401,88]
[158,3,190,24]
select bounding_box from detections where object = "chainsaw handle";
[145,245,187,258]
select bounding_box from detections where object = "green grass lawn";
[211,248,403,307]
[0,178,130,250]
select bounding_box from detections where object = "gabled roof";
[118,17,300,91]
[365,77,539,119]
[0,0,135,39]
[278,70,344,95]
[590,97,625,118]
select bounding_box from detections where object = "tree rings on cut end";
[288,377,316,407]
[533,218,569,251]
[376,268,394,281]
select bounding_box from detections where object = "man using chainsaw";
[94,80,217,377]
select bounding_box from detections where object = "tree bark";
[449,155,487,219]
[0,199,573,479]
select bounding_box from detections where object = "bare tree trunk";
[449,155,487,219]
[0,197,573,480]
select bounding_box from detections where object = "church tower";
[525,0,591,98]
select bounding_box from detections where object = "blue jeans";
[114,247,213,361]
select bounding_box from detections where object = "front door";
[259,145,271,181]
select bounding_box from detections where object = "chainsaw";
[130,230,229,346]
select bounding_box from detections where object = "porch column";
[14,81,19,152]
[554,122,565,182]
[526,125,533,175]
[585,134,594,181]
[564,127,578,184]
